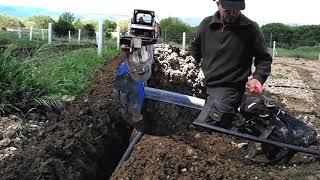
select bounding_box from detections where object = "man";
[189,0,272,128]
[138,16,145,23]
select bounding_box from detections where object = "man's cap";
[215,0,245,10]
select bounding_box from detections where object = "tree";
[117,20,129,34]
[53,12,76,37]
[261,23,320,48]
[291,25,320,47]
[82,20,98,30]
[160,17,193,43]
[104,19,117,37]
[82,24,96,37]
[261,23,293,48]
[25,15,55,28]
[59,12,75,24]
[73,19,83,29]
[0,14,25,28]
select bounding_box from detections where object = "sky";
[0,0,320,26]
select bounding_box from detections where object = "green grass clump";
[34,49,106,96]
[0,44,42,113]
[0,41,119,114]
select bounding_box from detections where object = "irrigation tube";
[269,85,320,91]
[144,87,205,110]
[116,131,144,170]
[193,122,320,156]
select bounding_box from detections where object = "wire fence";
[263,33,320,49]
[52,29,97,45]
[2,25,319,60]
[161,31,320,60]
[0,23,119,57]
[162,32,320,49]
[0,27,111,46]
[162,31,196,50]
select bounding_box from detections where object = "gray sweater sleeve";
[188,23,203,63]
[251,23,273,84]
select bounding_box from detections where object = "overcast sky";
[1,0,320,26]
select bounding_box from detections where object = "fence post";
[48,23,52,44]
[182,32,186,50]
[318,53,320,60]
[78,29,81,45]
[97,20,104,57]
[29,26,33,41]
[164,28,167,43]
[117,26,120,49]
[272,41,276,59]
[269,32,273,48]
[18,28,21,39]
[95,31,99,45]
[41,29,45,41]
[68,31,71,43]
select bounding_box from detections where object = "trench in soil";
[106,52,203,177]
[0,44,206,179]
[99,55,200,178]
[0,55,134,180]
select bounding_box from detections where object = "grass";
[0,30,46,48]
[0,30,99,47]
[277,46,320,60]
[33,43,117,97]
[0,45,40,113]
[51,35,97,45]
[0,40,119,114]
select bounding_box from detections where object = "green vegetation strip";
[0,30,45,48]
[0,41,119,113]
[277,47,320,60]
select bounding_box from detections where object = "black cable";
[116,131,144,170]
[268,85,320,91]
[193,122,320,156]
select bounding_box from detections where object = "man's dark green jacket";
[189,11,272,87]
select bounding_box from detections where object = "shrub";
[83,24,96,37]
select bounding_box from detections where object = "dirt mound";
[112,48,320,179]
[113,127,320,180]
[0,55,132,179]
[152,44,204,96]
[130,45,204,136]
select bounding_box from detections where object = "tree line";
[159,17,196,44]
[2,12,319,48]
[159,19,320,49]
[261,23,320,48]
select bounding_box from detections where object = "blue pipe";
[144,87,205,110]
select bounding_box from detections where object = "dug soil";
[1,44,320,180]
[0,54,132,179]
[112,57,320,180]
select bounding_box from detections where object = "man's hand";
[246,79,263,94]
